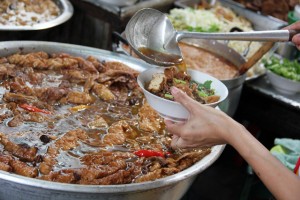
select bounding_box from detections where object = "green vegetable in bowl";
[192,80,216,97]
[164,93,174,100]
[263,56,300,81]
[147,67,220,104]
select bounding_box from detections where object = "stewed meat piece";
[7,52,49,69]
[47,56,78,70]
[0,63,16,80]
[83,77,96,93]
[8,77,35,96]
[10,159,38,178]
[92,83,115,102]
[41,152,135,184]
[138,103,162,133]
[66,91,94,104]
[63,69,92,83]
[40,169,81,184]
[73,56,99,74]
[0,155,13,172]
[86,56,106,73]
[97,61,138,89]
[0,133,37,162]
[104,120,137,145]
[0,154,38,177]
[3,93,38,104]
[35,87,69,103]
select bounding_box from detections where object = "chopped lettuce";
[198,80,212,90]
[191,80,216,98]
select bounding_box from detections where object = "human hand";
[164,87,244,150]
[283,21,300,50]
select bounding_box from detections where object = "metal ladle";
[125,8,299,66]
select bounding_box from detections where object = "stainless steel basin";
[0,41,225,200]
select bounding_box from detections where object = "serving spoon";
[125,8,299,67]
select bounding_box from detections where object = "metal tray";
[0,0,73,31]
[174,0,288,30]
[96,0,139,7]
[0,41,225,200]
[80,0,175,21]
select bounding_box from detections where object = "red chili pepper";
[134,150,170,158]
[19,104,51,114]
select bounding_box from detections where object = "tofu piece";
[147,73,166,93]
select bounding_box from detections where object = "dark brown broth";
[138,47,186,71]
[0,68,167,171]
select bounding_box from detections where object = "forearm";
[228,125,300,200]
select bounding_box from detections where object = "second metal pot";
[181,39,247,117]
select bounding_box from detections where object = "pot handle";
[112,31,129,45]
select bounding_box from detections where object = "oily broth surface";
[0,60,165,171]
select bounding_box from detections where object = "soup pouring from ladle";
[125,8,299,67]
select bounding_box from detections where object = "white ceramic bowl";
[137,67,229,122]
[266,70,300,95]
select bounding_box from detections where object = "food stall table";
[235,75,300,140]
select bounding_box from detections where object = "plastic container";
[288,4,300,24]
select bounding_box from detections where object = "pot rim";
[0,145,224,193]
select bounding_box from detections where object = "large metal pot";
[0,41,225,200]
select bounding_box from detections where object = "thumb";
[292,34,300,50]
[170,86,198,113]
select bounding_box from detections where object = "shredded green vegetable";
[187,24,220,32]
[191,80,216,98]
[197,90,208,97]
[263,56,300,82]
[168,8,222,33]
[173,78,186,84]
[164,93,174,99]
